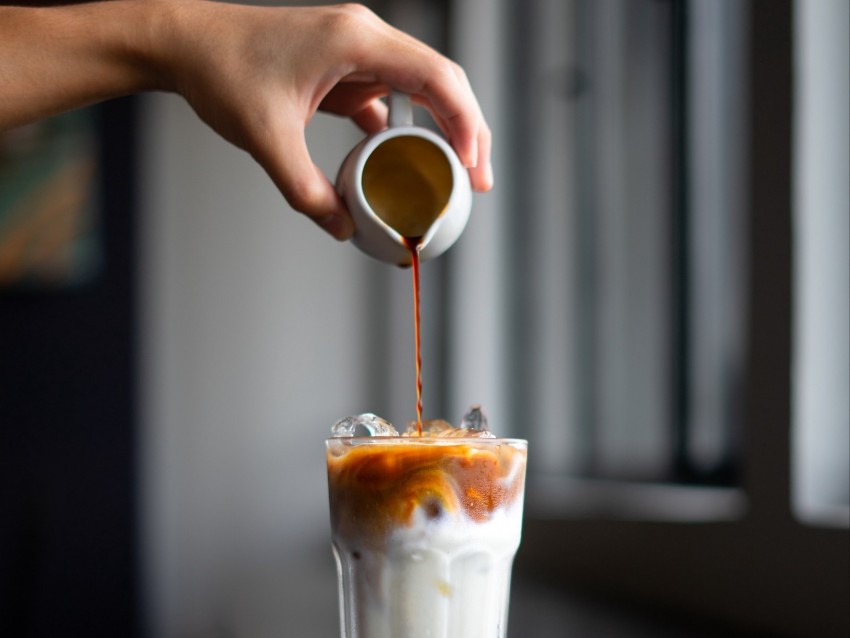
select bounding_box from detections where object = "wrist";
[108,0,184,95]
[39,0,193,97]
[133,0,199,95]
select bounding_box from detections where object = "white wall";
[138,92,369,637]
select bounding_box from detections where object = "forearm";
[0,0,174,130]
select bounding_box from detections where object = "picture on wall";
[0,108,101,289]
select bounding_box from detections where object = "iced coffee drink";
[326,408,527,638]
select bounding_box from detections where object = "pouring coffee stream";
[404,236,424,433]
[337,92,472,434]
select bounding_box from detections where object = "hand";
[158,2,493,240]
[0,1,493,241]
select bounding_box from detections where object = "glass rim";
[325,436,527,447]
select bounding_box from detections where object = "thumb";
[256,124,354,241]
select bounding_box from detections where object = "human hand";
[158,2,493,240]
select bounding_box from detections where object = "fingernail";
[466,144,478,169]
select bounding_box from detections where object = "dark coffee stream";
[403,236,424,436]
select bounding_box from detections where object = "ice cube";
[331,413,398,437]
[401,414,495,438]
[403,419,455,437]
[440,427,495,439]
[460,404,488,432]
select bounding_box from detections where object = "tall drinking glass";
[326,436,527,638]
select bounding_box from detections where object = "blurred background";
[0,0,847,636]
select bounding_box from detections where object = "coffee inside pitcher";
[361,135,453,238]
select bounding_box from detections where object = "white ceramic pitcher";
[336,92,472,265]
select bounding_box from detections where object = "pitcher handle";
[388,91,414,128]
